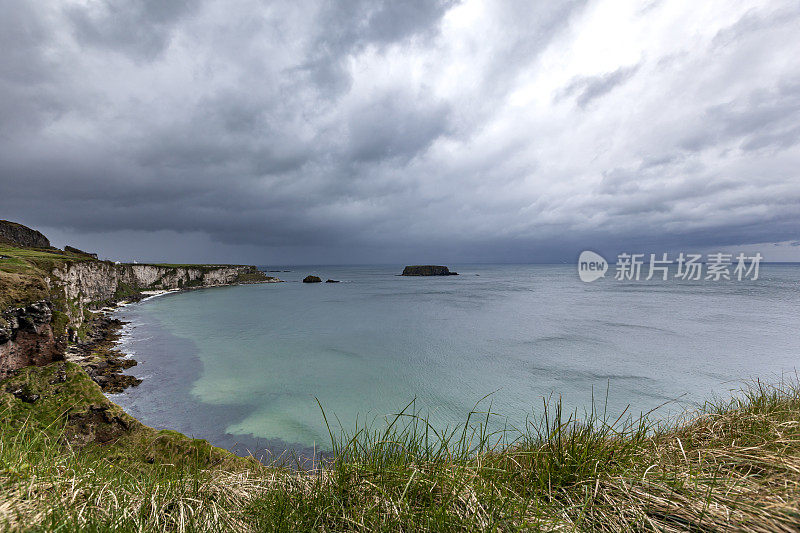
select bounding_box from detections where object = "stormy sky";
[1,0,799,264]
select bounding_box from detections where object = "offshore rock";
[303,275,322,283]
[401,265,458,276]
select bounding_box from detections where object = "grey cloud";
[562,64,641,107]
[1,0,799,264]
[0,0,51,84]
[65,0,199,59]
[680,81,800,152]
[0,2,66,135]
[638,154,681,170]
[313,0,458,53]
[712,3,800,49]
[347,92,452,162]
[461,1,588,120]
[302,0,458,96]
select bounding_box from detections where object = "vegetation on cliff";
[0,243,89,310]
[0,363,244,468]
[1,365,799,531]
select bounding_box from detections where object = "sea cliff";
[0,222,278,379]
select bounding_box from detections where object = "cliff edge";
[0,221,278,379]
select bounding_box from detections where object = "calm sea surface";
[109,264,800,459]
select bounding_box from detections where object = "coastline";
[67,277,283,394]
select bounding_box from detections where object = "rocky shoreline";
[66,314,140,393]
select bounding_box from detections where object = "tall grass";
[2,379,800,531]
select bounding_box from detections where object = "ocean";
[109,264,800,460]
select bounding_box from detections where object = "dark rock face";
[401,265,458,276]
[0,220,51,248]
[303,275,322,283]
[325,279,340,283]
[0,301,63,380]
[65,405,132,445]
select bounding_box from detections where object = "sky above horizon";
[1,0,799,264]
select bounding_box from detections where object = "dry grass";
[1,378,800,531]
[0,270,49,310]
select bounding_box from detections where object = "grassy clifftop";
[0,243,90,310]
[0,242,271,311]
[1,241,274,344]
[1,364,799,531]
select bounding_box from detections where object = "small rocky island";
[401,265,458,276]
[303,275,322,283]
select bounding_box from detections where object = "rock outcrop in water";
[303,275,322,283]
[401,265,458,276]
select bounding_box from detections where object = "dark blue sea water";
[109,264,800,460]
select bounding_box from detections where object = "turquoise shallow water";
[110,264,800,458]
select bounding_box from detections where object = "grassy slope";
[0,244,87,310]
[1,363,799,531]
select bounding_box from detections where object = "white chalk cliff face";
[1,261,269,377]
[51,262,254,304]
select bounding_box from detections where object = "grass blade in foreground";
[2,363,800,531]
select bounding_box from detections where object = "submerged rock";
[303,275,322,283]
[401,265,458,276]
[325,279,340,283]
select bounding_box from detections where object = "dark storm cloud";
[1,0,799,263]
[346,91,452,162]
[0,1,65,135]
[303,0,459,95]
